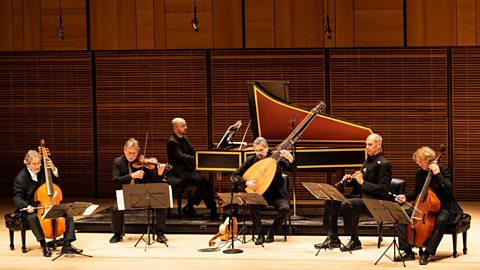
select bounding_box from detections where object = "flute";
[335,160,368,187]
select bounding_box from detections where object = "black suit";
[324,153,392,237]
[13,166,76,243]
[232,152,295,235]
[111,155,167,234]
[166,133,216,211]
[397,164,463,255]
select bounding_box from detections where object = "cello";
[33,139,66,240]
[407,145,445,247]
[244,101,325,195]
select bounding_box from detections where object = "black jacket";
[166,133,196,186]
[13,166,60,210]
[112,155,163,190]
[358,153,392,200]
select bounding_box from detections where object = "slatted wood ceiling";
[0,51,93,198]
[95,50,208,197]
[451,48,480,200]
[330,48,449,195]
[210,49,326,198]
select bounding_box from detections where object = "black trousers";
[323,198,372,237]
[178,172,216,211]
[397,208,453,255]
[249,197,290,235]
[24,212,76,243]
[111,201,167,234]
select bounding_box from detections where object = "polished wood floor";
[1,199,479,270]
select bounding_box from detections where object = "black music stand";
[237,192,268,245]
[216,192,243,254]
[122,183,172,250]
[363,198,412,267]
[42,202,98,261]
[302,182,352,255]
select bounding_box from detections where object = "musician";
[231,137,295,245]
[394,146,463,265]
[110,138,168,244]
[166,117,218,219]
[315,133,391,251]
[13,150,82,257]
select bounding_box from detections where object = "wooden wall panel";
[275,0,324,48]
[244,0,274,48]
[213,0,242,48]
[165,0,213,49]
[457,0,476,46]
[154,0,166,49]
[0,51,93,198]
[452,48,480,200]
[90,0,137,50]
[330,48,449,191]
[210,49,326,198]
[95,50,208,197]
[136,0,155,49]
[333,0,354,47]
[407,0,457,46]
[22,0,42,50]
[354,0,403,47]
[0,0,14,51]
[40,0,87,50]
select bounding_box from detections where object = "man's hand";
[26,205,34,213]
[131,170,145,179]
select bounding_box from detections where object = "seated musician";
[231,137,295,245]
[13,150,82,257]
[315,133,391,251]
[110,138,168,244]
[166,117,218,219]
[394,146,463,265]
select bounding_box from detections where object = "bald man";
[166,118,218,219]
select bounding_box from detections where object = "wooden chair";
[445,213,471,258]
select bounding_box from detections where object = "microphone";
[191,0,199,32]
[325,15,332,40]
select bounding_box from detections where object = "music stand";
[122,183,172,250]
[41,202,98,261]
[362,198,412,267]
[302,182,352,255]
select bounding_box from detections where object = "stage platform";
[74,200,392,237]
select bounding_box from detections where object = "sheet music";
[116,189,125,211]
[83,204,99,215]
[168,185,173,208]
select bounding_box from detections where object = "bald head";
[172,117,187,137]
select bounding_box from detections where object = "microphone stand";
[289,115,307,220]
[223,181,242,254]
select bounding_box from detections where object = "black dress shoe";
[255,234,265,245]
[394,251,415,262]
[314,237,341,249]
[109,233,123,243]
[265,229,274,243]
[42,244,52,257]
[69,244,83,254]
[340,239,362,252]
[419,252,430,265]
[156,233,168,243]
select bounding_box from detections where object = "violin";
[132,154,172,176]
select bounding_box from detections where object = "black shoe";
[156,233,168,243]
[255,234,265,245]
[340,239,362,252]
[265,229,274,243]
[69,244,83,254]
[109,232,123,243]
[394,250,415,262]
[314,237,341,249]
[182,206,200,217]
[419,252,430,265]
[41,244,52,257]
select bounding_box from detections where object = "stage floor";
[1,199,479,270]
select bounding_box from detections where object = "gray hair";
[23,150,41,165]
[172,117,186,128]
[367,133,383,145]
[253,137,268,148]
[124,138,140,151]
